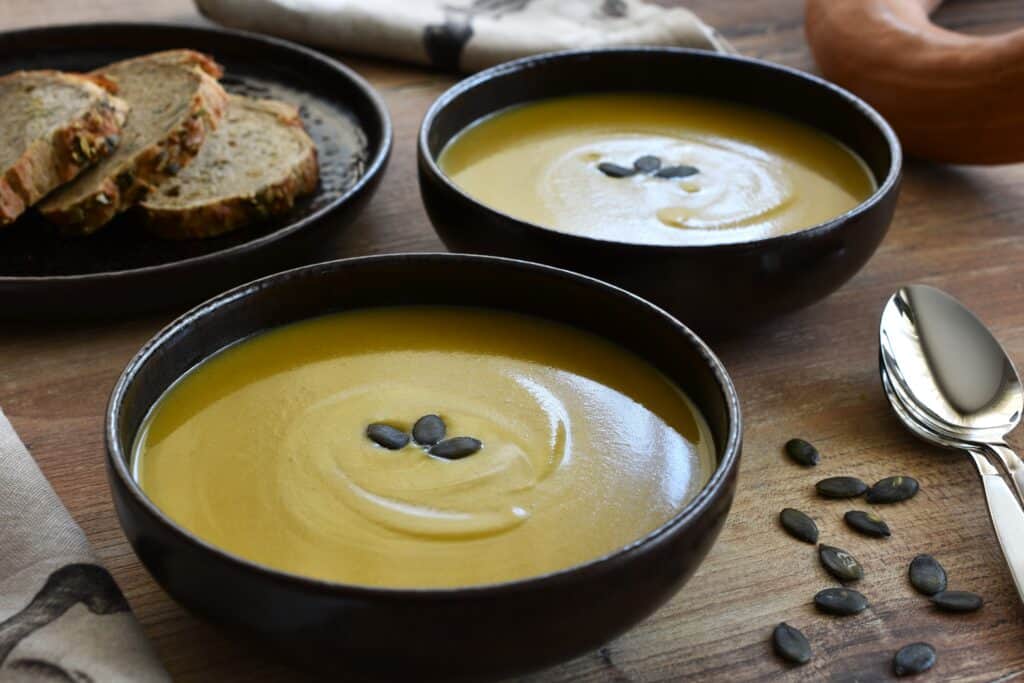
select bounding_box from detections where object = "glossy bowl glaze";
[418,48,902,333]
[106,253,742,681]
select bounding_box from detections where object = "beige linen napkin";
[0,409,168,682]
[195,0,733,71]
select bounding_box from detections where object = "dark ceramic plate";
[0,23,391,319]
[419,48,902,334]
[107,253,743,681]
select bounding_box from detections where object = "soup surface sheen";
[133,307,715,588]
[439,93,876,245]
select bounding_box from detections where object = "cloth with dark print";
[195,0,732,72]
[0,410,168,682]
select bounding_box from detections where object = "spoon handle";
[969,449,1024,604]
[985,443,1024,506]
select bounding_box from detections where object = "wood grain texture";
[2,0,1024,680]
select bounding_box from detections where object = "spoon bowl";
[880,285,1024,501]
[880,285,1022,441]
[881,362,975,451]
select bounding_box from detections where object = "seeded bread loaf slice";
[0,71,128,226]
[139,95,319,239]
[38,50,228,235]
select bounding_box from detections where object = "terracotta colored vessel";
[807,0,1024,164]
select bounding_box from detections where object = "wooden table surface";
[3,1,1024,680]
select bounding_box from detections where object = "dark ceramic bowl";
[418,48,902,333]
[0,22,391,319]
[106,253,742,681]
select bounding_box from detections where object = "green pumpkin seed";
[779,508,818,544]
[909,555,947,596]
[412,414,446,446]
[365,423,409,450]
[844,510,891,538]
[655,164,699,179]
[819,544,864,582]
[931,590,982,613]
[894,642,936,677]
[429,437,482,460]
[814,588,869,616]
[784,438,820,466]
[816,476,868,499]
[778,509,819,548]
[597,162,635,178]
[866,476,920,503]
[633,155,662,173]
[772,622,811,665]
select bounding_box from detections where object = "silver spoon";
[880,284,1024,502]
[881,364,1024,602]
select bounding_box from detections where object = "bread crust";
[38,50,228,235]
[0,71,128,226]
[140,98,320,240]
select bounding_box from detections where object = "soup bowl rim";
[105,252,742,599]
[417,46,903,252]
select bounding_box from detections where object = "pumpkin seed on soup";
[784,438,820,466]
[819,544,864,582]
[866,475,919,503]
[412,414,446,446]
[772,623,811,665]
[931,590,983,613]
[429,436,483,460]
[844,510,891,538]
[655,164,699,179]
[893,643,936,677]
[633,155,662,173]
[814,587,869,616]
[597,162,635,178]
[366,423,410,450]
[816,476,868,499]
[779,508,818,544]
[909,554,947,596]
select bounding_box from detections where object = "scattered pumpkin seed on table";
[784,438,820,466]
[816,476,868,499]
[814,587,869,616]
[772,623,811,665]
[844,510,891,538]
[893,643,936,677]
[819,544,864,582]
[772,439,952,672]
[779,508,819,544]
[909,555,947,596]
[931,590,983,613]
[866,475,920,503]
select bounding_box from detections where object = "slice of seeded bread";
[0,71,128,226]
[38,50,228,235]
[139,94,319,239]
